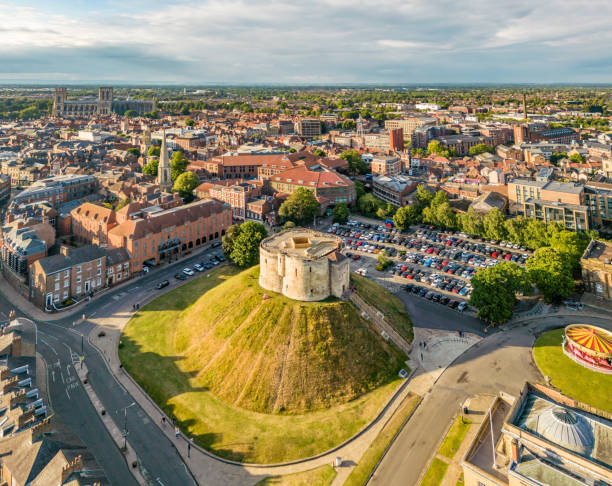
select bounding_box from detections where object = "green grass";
[456,473,464,486]
[438,416,471,459]
[344,394,421,486]
[350,273,414,343]
[255,465,336,486]
[120,265,406,463]
[420,458,449,486]
[534,328,612,413]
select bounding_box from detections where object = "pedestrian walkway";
[407,328,481,396]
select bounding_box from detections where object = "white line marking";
[51,371,55,383]
[40,338,58,355]
[60,372,65,384]
[66,388,71,400]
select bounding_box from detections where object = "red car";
[401,266,407,271]
[406,274,413,279]
[352,254,360,260]
[492,251,498,258]
[426,247,434,253]
[505,254,512,260]
[442,260,448,266]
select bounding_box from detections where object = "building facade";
[581,239,612,300]
[52,87,154,118]
[259,228,349,301]
[371,155,401,177]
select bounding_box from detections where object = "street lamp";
[118,402,136,450]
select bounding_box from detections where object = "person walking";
[175,426,180,438]
[187,440,191,458]
[161,417,166,427]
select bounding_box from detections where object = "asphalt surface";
[369,313,612,486]
[0,247,225,486]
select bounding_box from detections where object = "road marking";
[60,372,65,384]
[66,364,71,376]
[40,338,58,355]
[66,388,71,400]
[51,371,55,383]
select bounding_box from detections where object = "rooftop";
[260,228,343,260]
[582,240,612,264]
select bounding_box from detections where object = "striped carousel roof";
[565,324,612,358]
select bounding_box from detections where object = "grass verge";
[119,265,405,463]
[420,458,449,486]
[534,328,612,413]
[343,393,421,486]
[438,416,471,459]
[350,273,414,343]
[255,465,336,486]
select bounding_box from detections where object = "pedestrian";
[161,417,166,427]
[420,352,423,361]
[175,426,180,438]
[187,440,191,458]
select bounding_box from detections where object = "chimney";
[60,245,71,256]
[0,366,10,380]
[61,455,83,483]
[510,438,519,463]
[9,388,27,408]
[2,375,18,394]
[29,416,53,444]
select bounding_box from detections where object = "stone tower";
[52,88,67,117]
[97,87,113,115]
[157,131,172,193]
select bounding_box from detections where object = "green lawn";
[534,328,612,413]
[119,265,405,463]
[420,458,449,486]
[344,394,421,486]
[350,273,414,343]
[456,473,464,485]
[438,416,471,459]
[255,465,336,486]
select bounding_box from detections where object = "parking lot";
[332,220,534,312]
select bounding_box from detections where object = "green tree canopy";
[468,143,494,156]
[332,202,350,224]
[341,119,356,130]
[147,146,161,157]
[393,205,419,230]
[550,152,567,165]
[376,250,392,271]
[483,208,508,241]
[222,224,242,257]
[427,140,450,158]
[172,171,200,200]
[115,197,130,211]
[170,151,189,181]
[124,109,137,118]
[142,158,159,177]
[470,262,531,324]
[523,219,548,249]
[339,149,368,175]
[312,148,326,157]
[228,221,268,267]
[458,207,484,237]
[569,152,586,164]
[126,147,140,157]
[185,118,195,127]
[358,193,384,217]
[278,187,320,225]
[526,247,574,303]
[354,180,366,200]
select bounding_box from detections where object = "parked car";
[457,302,468,312]
[194,263,204,272]
[183,268,195,276]
[156,280,170,289]
[174,273,186,281]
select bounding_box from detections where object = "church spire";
[158,130,172,193]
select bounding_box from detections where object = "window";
[97,269,101,276]
[64,270,69,278]
[116,264,121,271]
[97,278,101,287]
[64,280,69,288]
[77,265,82,273]
[97,258,102,267]
[108,267,113,274]
[117,273,122,281]
[54,282,60,291]
[77,285,81,294]
[123,262,129,269]
[77,276,81,283]
[63,291,68,299]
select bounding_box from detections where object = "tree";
[526,247,574,303]
[569,152,586,164]
[185,118,195,127]
[548,230,589,277]
[470,262,531,324]
[126,147,140,157]
[278,188,320,225]
[415,184,433,209]
[142,158,158,176]
[468,143,494,156]
[222,224,242,257]
[354,180,366,200]
[435,202,457,229]
[229,221,268,267]
[358,193,384,217]
[340,149,368,175]
[550,152,567,165]
[170,151,188,181]
[393,205,419,230]
[147,146,161,157]
[523,219,548,249]
[459,207,484,237]
[341,119,356,130]
[376,250,392,271]
[333,202,349,224]
[115,198,130,211]
[427,140,450,158]
[313,148,326,157]
[483,208,508,241]
[504,217,528,246]
[172,171,200,201]
[124,109,137,118]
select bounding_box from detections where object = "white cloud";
[0,0,611,82]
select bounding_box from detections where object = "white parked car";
[194,263,204,272]
[183,268,195,276]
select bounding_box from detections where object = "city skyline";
[1,0,611,84]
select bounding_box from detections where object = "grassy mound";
[120,265,407,462]
[534,328,612,413]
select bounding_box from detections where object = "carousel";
[563,324,612,374]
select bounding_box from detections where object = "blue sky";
[1,0,611,84]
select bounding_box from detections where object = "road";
[369,313,612,486]
[0,247,225,485]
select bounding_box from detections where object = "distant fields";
[120,265,406,463]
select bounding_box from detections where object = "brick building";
[10,175,97,210]
[581,239,612,300]
[107,199,231,272]
[371,155,401,177]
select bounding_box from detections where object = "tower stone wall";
[259,228,349,302]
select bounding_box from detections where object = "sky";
[1,0,611,85]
